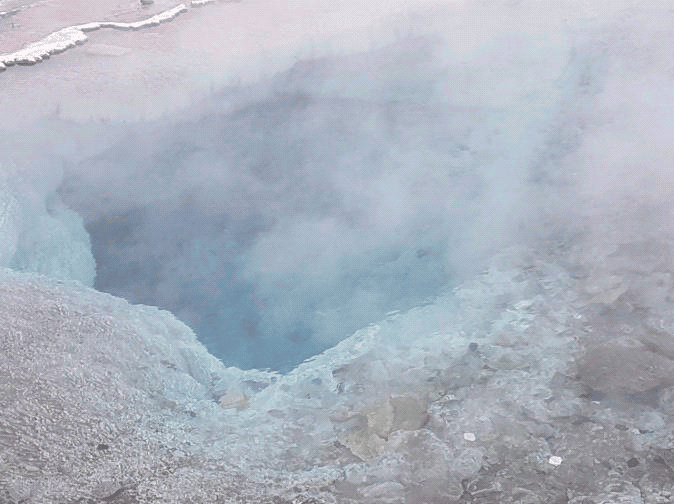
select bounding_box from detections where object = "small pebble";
[627,457,639,468]
[463,432,476,441]
[548,456,563,466]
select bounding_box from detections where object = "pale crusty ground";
[0,0,446,126]
[0,0,175,54]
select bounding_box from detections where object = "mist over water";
[48,29,582,371]
[4,3,674,501]
[3,0,671,373]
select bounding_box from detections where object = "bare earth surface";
[0,0,444,125]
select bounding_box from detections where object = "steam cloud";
[2,0,672,371]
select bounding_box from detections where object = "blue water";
[58,33,581,372]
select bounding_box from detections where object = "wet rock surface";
[5,204,674,503]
